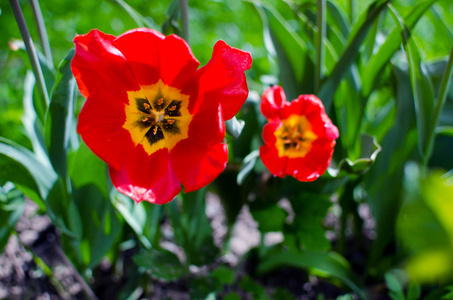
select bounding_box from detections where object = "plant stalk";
[315,0,326,93]
[9,0,50,106]
[179,0,189,43]
[29,0,53,64]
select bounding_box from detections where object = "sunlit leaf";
[388,4,435,158]
[22,71,48,164]
[253,3,314,99]
[318,0,392,112]
[45,49,76,178]
[108,0,155,29]
[225,116,245,139]
[237,150,259,185]
[0,137,56,208]
[112,192,152,250]
[362,0,438,98]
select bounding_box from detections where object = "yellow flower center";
[123,80,193,155]
[274,115,318,158]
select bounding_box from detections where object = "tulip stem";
[9,0,50,106]
[315,0,326,93]
[179,0,189,43]
[30,0,53,64]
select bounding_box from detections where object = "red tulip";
[72,28,252,204]
[260,85,339,181]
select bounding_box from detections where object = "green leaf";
[240,276,269,300]
[45,176,79,239]
[225,117,245,139]
[436,126,453,136]
[237,150,259,185]
[326,1,350,38]
[364,65,419,265]
[254,3,314,99]
[69,142,109,199]
[318,0,392,112]
[397,164,453,283]
[328,135,382,177]
[112,192,152,250]
[224,292,241,300]
[257,251,364,297]
[180,189,219,266]
[109,0,155,28]
[362,0,438,99]
[133,249,186,281]
[388,4,435,157]
[250,204,287,233]
[45,49,76,178]
[407,282,421,300]
[22,71,48,164]
[0,137,56,207]
[336,294,355,300]
[289,192,332,251]
[0,184,25,251]
[384,271,405,300]
[162,0,181,35]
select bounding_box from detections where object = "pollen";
[142,116,149,122]
[167,119,175,125]
[153,126,158,135]
[168,105,177,111]
[143,103,151,111]
[157,98,164,105]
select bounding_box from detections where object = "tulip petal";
[109,146,181,204]
[171,141,228,193]
[261,85,287,120]
[186,40,252,120]
[77,88,137,170]
[71,29,140,99]
[170,103,227,191]
[113,28,200,88]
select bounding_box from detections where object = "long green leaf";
[258,251,364,297]
[109,0,155,28]
[365,65,419,267]
[22,71,48,164]
[0,137,56,208]
[362,0,438,98]
[318,0,392,112]
[254,3,314,99]
[424,45,453,165]
[388,4,435,157]
[45,49,76,178]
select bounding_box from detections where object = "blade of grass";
[9,0,50,107]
